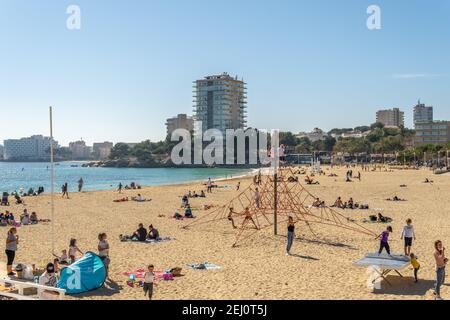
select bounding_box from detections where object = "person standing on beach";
[98,233,110,278]
[255,188,260,209]
[376,226,393,255]
[5,227,18,276]
[286,216,296,256]
[143,264,155,300]
[78,178,84,192]
[118,182,123,193]
[61,182,69,199]
[401,219,416,256]
[433,240,447,300]
[207,178,212,193]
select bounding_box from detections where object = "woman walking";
[286,216,296,256]
[434,240,447,300]
[5,227,19,276]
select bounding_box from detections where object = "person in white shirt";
[98,233,110,277]
[143,264,155,300]
[401,218,416,256]
[38,263,59,300]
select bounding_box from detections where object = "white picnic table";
[354,253,411,286]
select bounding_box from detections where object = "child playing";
[410,253,420,283]
[143,264,155,300]
[68,239,83,264]
[401,218,416,256]
[376,226,393,255]
[57,249,69,265]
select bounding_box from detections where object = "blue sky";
[1,0,449,145]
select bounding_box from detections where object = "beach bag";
[369,215,377,222]
[163,273,173,281]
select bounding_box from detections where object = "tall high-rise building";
[413,100,433,126]
[165,114,194,136]
[3,135,57,161]
[376,108,405,127]
[193,73,247,133]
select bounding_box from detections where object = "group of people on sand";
[330,197,368,210]
[345,170,361,182]
[120,224,160,242]
[187,190,206,199]
[0,209,45,227]
[117,182,142,193]
[4,229,111,282]
[374,219,447,300]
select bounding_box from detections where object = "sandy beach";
[1,166,449,300]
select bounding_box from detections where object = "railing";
[0,278,66,300]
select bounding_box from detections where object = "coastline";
[2,165,449,300]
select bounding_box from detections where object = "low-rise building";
[69,140,92,160]
[296,128,326,142]
[93,142,113,160]
[414,121,450,146]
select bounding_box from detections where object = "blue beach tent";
[57,251,107,294]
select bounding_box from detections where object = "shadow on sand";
[373,276,435,296]
[289,253,320,261]
[73,278,123,298]
[296,237,357,250]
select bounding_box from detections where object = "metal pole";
[49,106,55,255]
[274,169,278,236]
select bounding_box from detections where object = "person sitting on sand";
[200,190,206,198]
[134,223,148,241]
[5,211,15,225]
[30,212,38,224]
[347,198,355,209]
[147,225,160,240]
[332,197,344,208]
[377,212,392,223]
[227,207,237,229]
[38,263,59,300]
[181,195,189,208]
[236,182,241,191]
[0,213,7,226]
[184,205,194,218]
[14,193,24,205]
[132,194,149,202]
[192,191,199,198]
[287,176,298,183]
[188,191,192,198]
[20,209,30,225]
[173,212,183,220]
[312,198,325,208]
[305,176,319,185]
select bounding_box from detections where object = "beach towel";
[187,262,222,270]
[121,237,176,244]
[122,269,166,279]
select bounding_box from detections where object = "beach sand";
[1,166,448,300]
